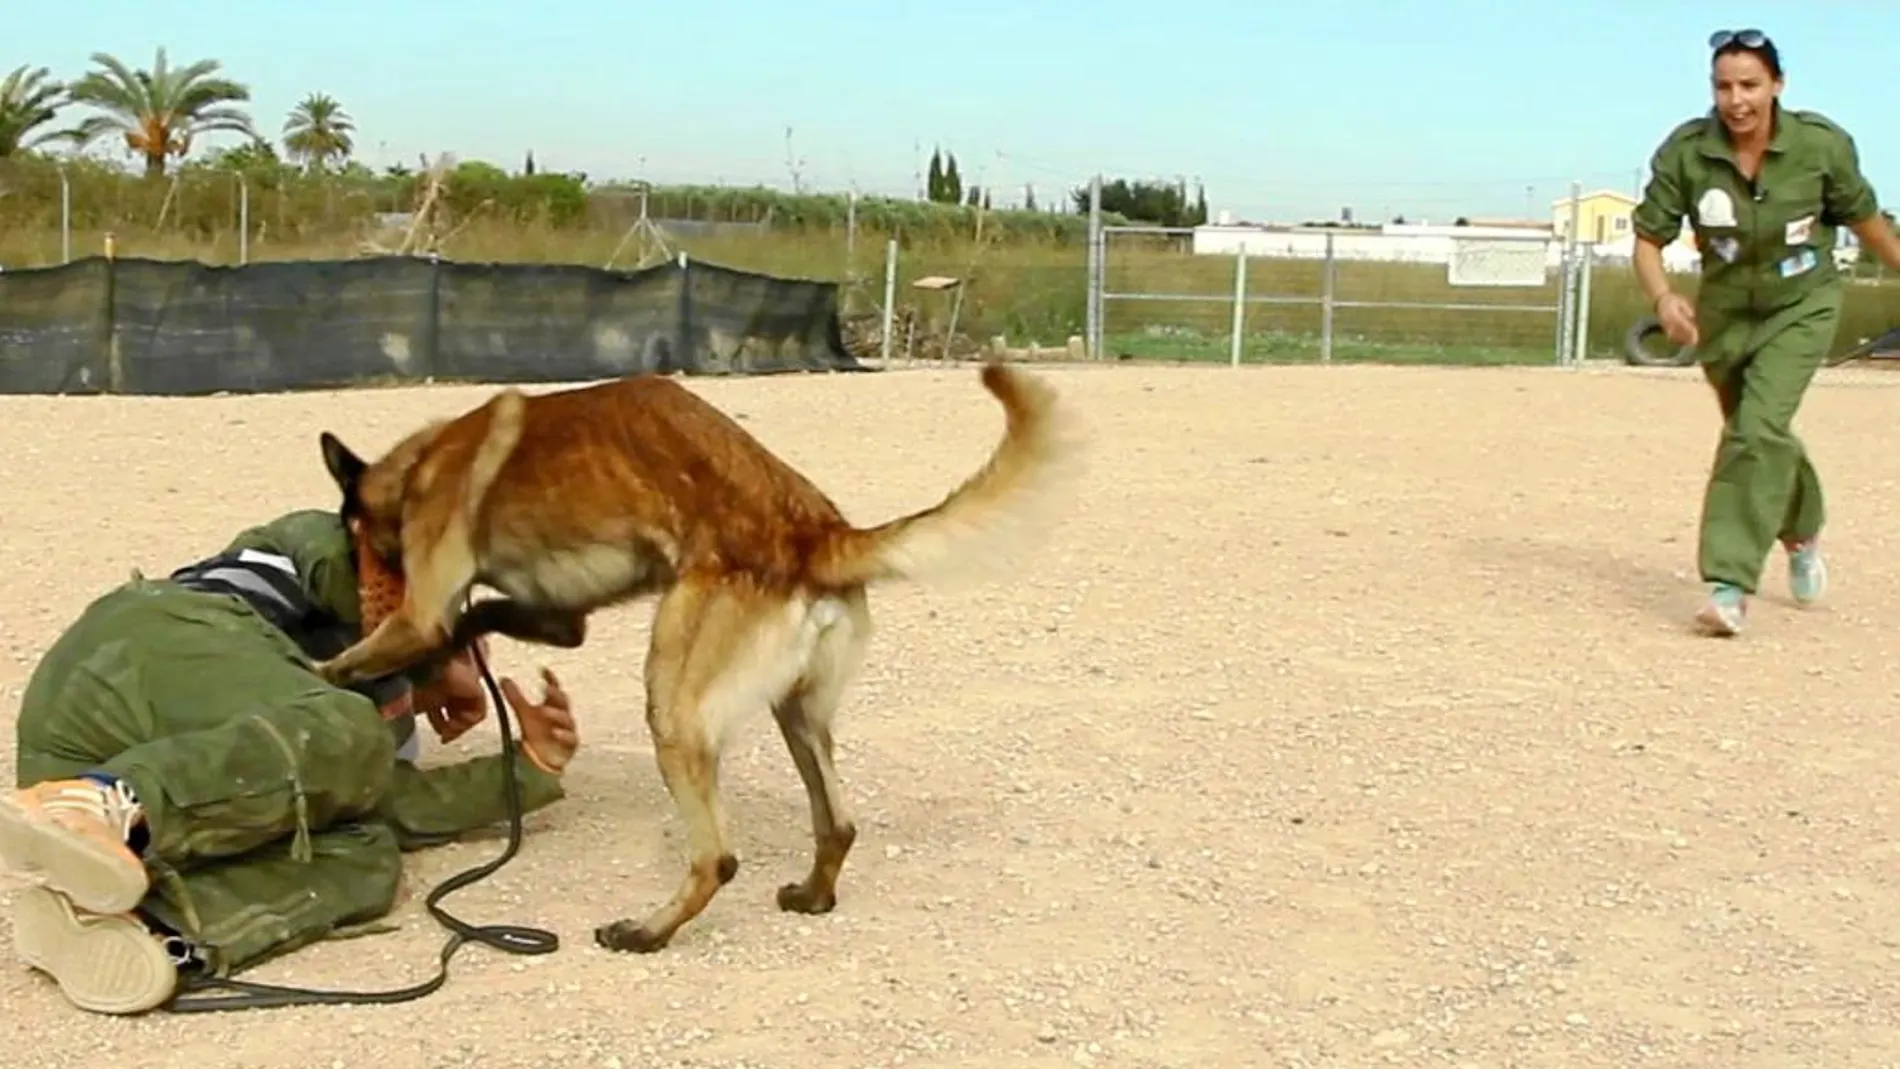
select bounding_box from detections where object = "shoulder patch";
[1650,115,1713,164]
[1667,115,1708,140]
[1784,109,1860,151]
[1785,107,1844,133]
[1660,114,1712,147]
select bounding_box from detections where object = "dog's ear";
[319,432,367,497]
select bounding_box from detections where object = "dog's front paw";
[313,658,353,686]
[594,919,671,954]
[776,881,837,915]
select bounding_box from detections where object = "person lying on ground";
[0,508,580,1016]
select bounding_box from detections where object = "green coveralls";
[12,509,566,977]
[1630,103,1883,594]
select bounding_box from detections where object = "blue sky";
[16,1,1896,224]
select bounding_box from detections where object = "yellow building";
[1549,188,1701,264]
[1550,189,1638,244]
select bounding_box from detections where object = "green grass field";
[3,164,1896,369]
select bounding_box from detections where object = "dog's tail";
[810,362,1082,588]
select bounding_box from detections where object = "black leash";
[160,637,556,1013]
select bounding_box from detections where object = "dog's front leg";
[451,598,589,650]
[317,610,449,687]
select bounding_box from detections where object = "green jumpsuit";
[1630,102,1883,595]
[12,509,567,978]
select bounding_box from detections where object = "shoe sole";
[13,886,177,1015]
[1694,603,1744,637]
[0,792,149,915]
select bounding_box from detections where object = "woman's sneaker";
[1695,583,1747,637]
[1788,539,1827,607]
[12,885,180,1014]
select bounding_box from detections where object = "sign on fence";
[1446,235,1552,288]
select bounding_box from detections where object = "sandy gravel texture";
[2,360,1900,1069]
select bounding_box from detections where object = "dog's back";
[474,375,856,599]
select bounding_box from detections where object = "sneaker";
[12,886,179,1015]
[1694,583,1747,637]
[1788,539,1827,607]
[0,777,150,914]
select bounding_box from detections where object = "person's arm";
[1628,135,1701,344]
[1821,124,1897,271]
[1628,138,1690,309]
[379,751,568,849]
[1633,235,1674,305]
[1849,214,1900,273]
[376,670,577,849]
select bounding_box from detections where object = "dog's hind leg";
[595,579,806,954]
[772,590,870,916]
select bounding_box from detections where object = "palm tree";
[282,92,355,172]
[60,47,256,178]
[0,65,67,157]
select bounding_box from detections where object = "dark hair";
[1710,30,1783,79]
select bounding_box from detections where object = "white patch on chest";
[1785,214,1815,245]
[1696,188,1737,228]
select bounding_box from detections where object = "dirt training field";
[2,361,1899,1068]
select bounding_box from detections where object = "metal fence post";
[1229,248,1248,367]
[1553,181,1581,365]
[674,250,692,372]
[846,188,857,269]
[879,237,898,364]
[59,166,72,265]
[1566,181,1582,365]
[104,233,121,393]
[1572,241,1594,366]
[1320,231,1336,364]
[424,251,442,378]
[1094,173,1109,358]
[237,176,250,265]
[1553,253,1570,366]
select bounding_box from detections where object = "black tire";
[1826,325,1900,368]
[1623,315,1698,367]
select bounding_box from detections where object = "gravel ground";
[2,361,1899,1069]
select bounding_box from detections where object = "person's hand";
[1657,291,1700,347]
[415,641,490,744]
[502,667,579,775]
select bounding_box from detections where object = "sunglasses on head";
[1709,28,1770,50]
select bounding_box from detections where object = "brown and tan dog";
[312,362,1081,953]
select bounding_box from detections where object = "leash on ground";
[159,626,556,1013]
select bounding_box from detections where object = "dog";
[312,361,1082,953]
